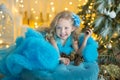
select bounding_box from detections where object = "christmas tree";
[77,0,120,79]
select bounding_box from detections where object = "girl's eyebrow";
[56,25,61,27]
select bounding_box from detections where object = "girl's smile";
[56,18,74,41]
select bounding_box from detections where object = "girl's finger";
[86,29,92,34]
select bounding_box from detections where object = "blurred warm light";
[35,16,39,20]
[0,40,3,44]
[88,23,90,25]
[31,8,34,11]
[16,0,19,2]
[13,8,18,13]
[92,13,96,17]
[81,21,84,24]
[86,14,90,18]
[90,3,93,6]
[35,25,39,29]
[64,7,68,11]
[110,40,113,43]
[20,0,23,3]
[2,15,4,18]
[99,37,102,41]
[91,21,93,23]
[6,45,9,48]
[104,45,107,48]
[34,22,37,25]
[51,7,55,12]
[78,4,81,7]
[113,32,118,38]
[92,17,94,20]
[100,40,103,44]
[34,22,39,28]
[33,11,36,14]
[50,2,54,5]
[83,3,86,5]
[0,11,3,14]
[69,2,73,5]
[3,27,6,29]
[20,4,24,8]
[85,0,88,2]
[78,0,81,2]
[89,6,92,9]
[49,14,52,18]
[92,33,98,40]
[35,0,38,4]
[78,9,82,12]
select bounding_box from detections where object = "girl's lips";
[60,34,67,37]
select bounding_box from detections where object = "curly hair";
[50,10,80,37]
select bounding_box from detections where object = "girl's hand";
[84,28,93,39]
[60,57,70,65]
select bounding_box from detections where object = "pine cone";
[74,54,83,66]
[68,51,76,61]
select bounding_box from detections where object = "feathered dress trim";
[0,28,99,80]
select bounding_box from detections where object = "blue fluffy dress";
[0,28,99,80]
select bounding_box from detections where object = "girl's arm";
[77,29,93,55]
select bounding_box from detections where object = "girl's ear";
[72,26,77,32]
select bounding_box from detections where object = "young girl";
[45,11,93,65]
[42,11,99,80]
[0,11,99,80]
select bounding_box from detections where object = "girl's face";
[56,18,75,40]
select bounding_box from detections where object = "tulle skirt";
[0,28,99,80]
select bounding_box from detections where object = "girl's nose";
[61,28,65,33]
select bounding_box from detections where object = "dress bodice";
[54,35,74,55]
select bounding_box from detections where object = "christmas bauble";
[109,11,116,18]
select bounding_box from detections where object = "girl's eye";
[56,26,61,29]
[65,27,69,29]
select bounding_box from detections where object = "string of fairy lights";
[14,0,88,28]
